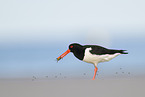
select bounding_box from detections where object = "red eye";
[70,46,73,48]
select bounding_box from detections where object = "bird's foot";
[92,78,95,80]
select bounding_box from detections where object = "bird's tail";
[119,50,128,54]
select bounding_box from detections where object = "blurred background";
[0,0,145,80]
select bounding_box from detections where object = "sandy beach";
[0,78,145,97]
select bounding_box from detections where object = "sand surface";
[0,78,145,97]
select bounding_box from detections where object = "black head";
[57,43,84,62]
[69,43,83,52]
[68,43,85,60]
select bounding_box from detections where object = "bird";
[57,43,128,80]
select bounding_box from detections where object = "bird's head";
[69,43,82,52]
[57,43,82,62]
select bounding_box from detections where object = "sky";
[0,0,145,79]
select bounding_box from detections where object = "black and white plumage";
[57,43,128,80]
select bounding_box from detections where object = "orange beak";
[57,49,70,62]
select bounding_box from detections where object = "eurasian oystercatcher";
[57,43,128,80]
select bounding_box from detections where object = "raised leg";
[92,66,98,80]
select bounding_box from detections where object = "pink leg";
[92,66,98,80]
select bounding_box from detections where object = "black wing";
[84,45,128,55]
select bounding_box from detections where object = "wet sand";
[0,78,145,97]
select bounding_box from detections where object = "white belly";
[83,48,121,65]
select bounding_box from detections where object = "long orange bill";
[57,49,70,62]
